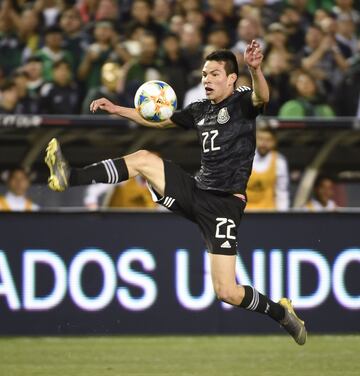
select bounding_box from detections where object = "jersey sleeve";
[170,103,196,130]
[237,87,264,119]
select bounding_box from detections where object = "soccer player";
[45,40,307,345]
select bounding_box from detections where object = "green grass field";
[0,335,359,376]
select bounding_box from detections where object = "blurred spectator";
[232,17,265,68]
[12,70,39,114]
[0,167,39,211]
[77,0,101,24]
[299,24,348,93]
[334,53,360,116]
[60,7,89,73]
[203,0,239,43]
[84,177,157,209]
[335,14,358,58]
[161,32,188,108]
[206,25,231,50]
[279,6,306,53]
[39,59,80,114]
[152,0,172,29]
[304,175,337,211]
[78,20,116,91]
[0,2,23,76]
[185,8,205,33]
[96,0,120,23]
[125,32,163,97]
[169,14,185,36]
[33,0,63,27]
[332,0,360,28]
[246,127,289,211]
[35,25,74,81]
[82,62,131,114]
[10,7,42,62]
[279,70,335,118]
[264,22,292,62]
[263,50,292,116]
[180,23,203,72]
[0,80,19,113]
[124,0,165,40]
[22,56,44,96]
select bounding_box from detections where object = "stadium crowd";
[0,0,360,117]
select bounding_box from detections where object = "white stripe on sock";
[104,160,115,183]
[163,197,170,206]
[108,159,119,183]
[167,198,175,207]
[102,161,112,183]
[247,288,259,311]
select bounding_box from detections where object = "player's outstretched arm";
[89,97,175,129]
[244,40,270,107]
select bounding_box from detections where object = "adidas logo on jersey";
[220,240,231,249]
[236,86,252,93]
[197,118,205,125]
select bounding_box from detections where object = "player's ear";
[228,73,237,87]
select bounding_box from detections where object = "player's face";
[256,131,275,156]
[202,60,236,104]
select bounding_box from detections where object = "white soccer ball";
[134,80,177,122]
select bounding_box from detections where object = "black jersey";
[170,86,261,194]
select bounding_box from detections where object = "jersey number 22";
[202,130,220,153]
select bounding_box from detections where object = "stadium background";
[0,0,359,375]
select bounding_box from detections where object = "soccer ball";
[134,80,177,122]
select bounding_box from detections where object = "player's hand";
[90,97,117,114]
[244,40,264,70]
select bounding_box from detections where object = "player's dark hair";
[205,50,239,78]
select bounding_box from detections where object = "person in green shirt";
[279,70,335,118]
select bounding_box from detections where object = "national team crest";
[217,107,230,124]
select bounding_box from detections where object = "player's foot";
[279,298,307,345]
[45,138,70,192]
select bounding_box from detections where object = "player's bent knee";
[214,284,235,303]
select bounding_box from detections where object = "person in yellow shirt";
[0,167,39,211]
[246,127,289,211]
[84,176,158,210]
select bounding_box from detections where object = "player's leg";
[208,252,307,345]
[45,138,165,195]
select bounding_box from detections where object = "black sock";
[69,158,129,186]
[239,285,285,322]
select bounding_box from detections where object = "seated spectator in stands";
[35,25,74,81]
[246,127,289,211]
[12,70,39,114]
[305,175,337,211]
[60,7,89,73]
[332,0,360,29]
[77,0,101,24]
[0,80,19,114]
[0,167,39,211]
[78,20,116,91]
[39,59,80,114]
[279,6,306,53]
[84,177,158,210]
[22,56,45,96]
[82,62,131,114]
[169,14,185,37]
[279,70,335,118]
[125,32,163,97]
[152,0,172,29]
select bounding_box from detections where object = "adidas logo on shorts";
[163,196,175,208]
[220,240,231,249]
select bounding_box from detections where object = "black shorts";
[149,160,246,255]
